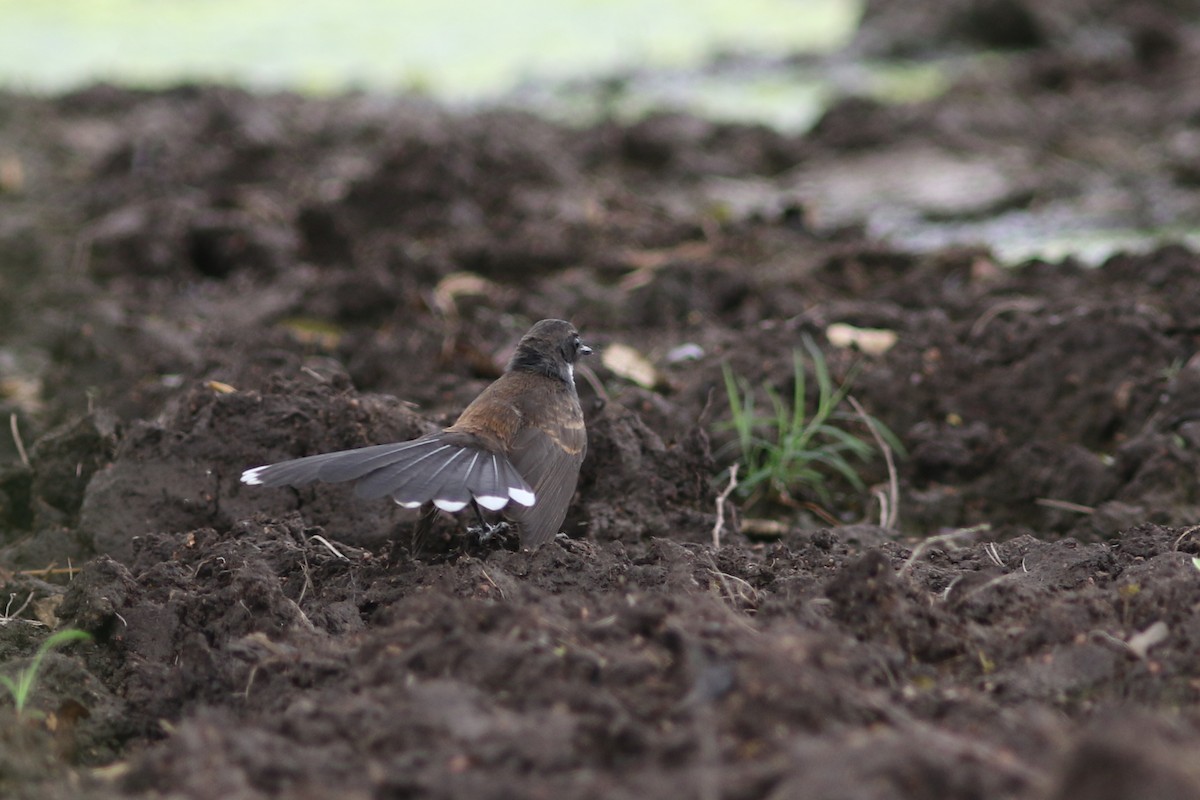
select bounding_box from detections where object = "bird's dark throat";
[509,348,573,385]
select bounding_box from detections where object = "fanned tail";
[241,433,536,512]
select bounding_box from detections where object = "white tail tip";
[509,487,535,507]
[475,494,509,511]
[241,466,268,485]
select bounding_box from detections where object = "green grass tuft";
[718,335,901,512]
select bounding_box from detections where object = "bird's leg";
[466,500,511,544]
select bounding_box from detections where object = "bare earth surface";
[5,3,1200,798]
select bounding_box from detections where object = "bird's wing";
[506,418,587,547]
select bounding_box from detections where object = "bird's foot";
[468,520,513,546]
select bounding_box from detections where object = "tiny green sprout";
[1161,358,1185,382]
[0,628,91,719]
[1192,556,1200,572]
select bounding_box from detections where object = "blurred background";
[3,0,1197,266]
[0,0,863,131]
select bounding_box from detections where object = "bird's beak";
[580,344,593,356]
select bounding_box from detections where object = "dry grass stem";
[17,565,82,578]
[712,463,739,548]
[309,535,348,560]
[1173,525,1200,550]
[899,524,992,577]
[10,414,29,467]
[1034,498,1094,514]
[848,395,899,529]
[1,592,35,624]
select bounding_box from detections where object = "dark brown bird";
[241,319,591,548]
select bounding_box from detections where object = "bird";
[241,319,592,548]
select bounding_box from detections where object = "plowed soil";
[5,4,1200,798]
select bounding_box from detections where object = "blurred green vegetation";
[0,0,860,98]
